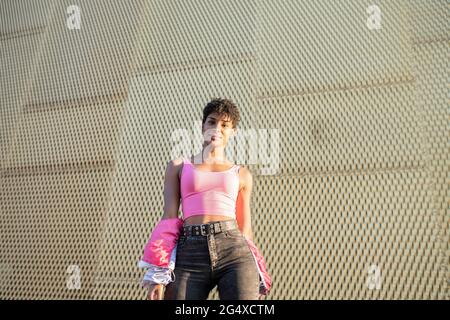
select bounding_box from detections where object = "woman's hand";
[147,283,165,300]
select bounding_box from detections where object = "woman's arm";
[235,166,254,241]
[236,167,272,297]
[161,158,183,219]
[144,158,183,300]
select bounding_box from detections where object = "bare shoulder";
[238,165,253,191]
[170,157,184,167]
[166,157,185,180]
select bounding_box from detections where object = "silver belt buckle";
[214,223,221,234]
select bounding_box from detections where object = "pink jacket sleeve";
[140,217,183,267]
[137,217,183,287]
[245,237,272,296]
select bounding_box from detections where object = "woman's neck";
[200,144,226,164]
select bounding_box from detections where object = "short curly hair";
[202,98,240,129]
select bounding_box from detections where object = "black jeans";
[164,220,260,300]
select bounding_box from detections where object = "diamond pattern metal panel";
[0,0,448,300]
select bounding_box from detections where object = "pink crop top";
[180,157,240,219]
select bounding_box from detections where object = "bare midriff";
[183,214,235,226]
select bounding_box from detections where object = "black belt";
[182,219,238,236]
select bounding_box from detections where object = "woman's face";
[202,112,236,149]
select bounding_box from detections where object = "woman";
[141,98,270,300]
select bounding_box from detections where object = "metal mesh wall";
[0,0,448,299]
